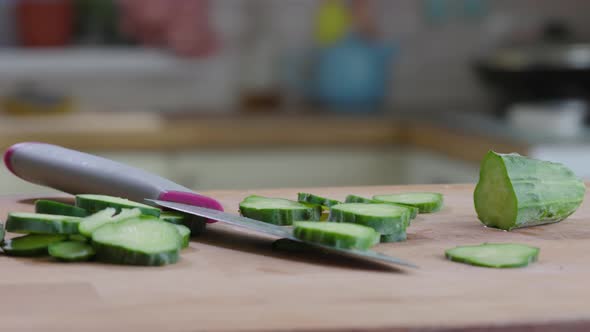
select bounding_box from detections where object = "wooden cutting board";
[0,184,589,332]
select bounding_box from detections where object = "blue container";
[312,36,396,110]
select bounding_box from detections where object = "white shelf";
[0,47,209,79]
[0,47,240,110]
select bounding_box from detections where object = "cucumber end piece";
[474,151,524,231]
[475,151,585,230]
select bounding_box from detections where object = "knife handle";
[4,142,223,216]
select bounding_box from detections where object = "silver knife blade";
[148,199,418,269]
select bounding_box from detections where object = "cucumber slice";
[344,194,375,204]
[445,243,540,268]
[297,193,341,208]
[92,218,181,266]
[173,224,191,248]
[346,195,419,220]
[78,208,141,238]
[380,233,407,243]
[160,211,207,236]
[373,193,443,213]
[68,234,88,242]
[239,195,321,225]
[76,194,160,217]
[328,203,409,235]
[300,202,326,220]
[0,224,4,245]
[5,213,83,235]
[475,151,585,230]
[48,241,95,262]
[1,234,67,256]
[35,200,88,217]
[293,221,380,250]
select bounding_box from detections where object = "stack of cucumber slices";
[0,195,205,266]
[239,192,445,251]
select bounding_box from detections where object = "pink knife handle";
[4,142,223,222]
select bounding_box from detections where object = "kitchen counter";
[0,111,529,162]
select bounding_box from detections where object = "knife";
[148,199,417,268]
[4,142,417,268]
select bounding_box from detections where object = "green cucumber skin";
[2,242,49,256]
[474,151,586,230]
[344,195,375,204]
[35,200,88,217]
[92,242,179,266]
[239,196,321,226]
[173,224,191,248]
[1,234,67,257]
[395,204,418,219]
[48,241,95,262]
[346,195,418,220]
[297,193,341,208]
[75,195,161,217]
[5,214,82,235]
[328,204,409,235]
[380,232,407,243]
[0,224,4,245]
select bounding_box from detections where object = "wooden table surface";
[1,184,588,331]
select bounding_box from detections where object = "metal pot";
[474,43,590,117]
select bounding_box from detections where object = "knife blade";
[148,199,418,268]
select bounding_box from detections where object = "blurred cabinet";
[397,149,479,184]
[0,147,479,195]
[169,147,405,190]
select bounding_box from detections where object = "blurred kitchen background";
[1,0,590,195]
